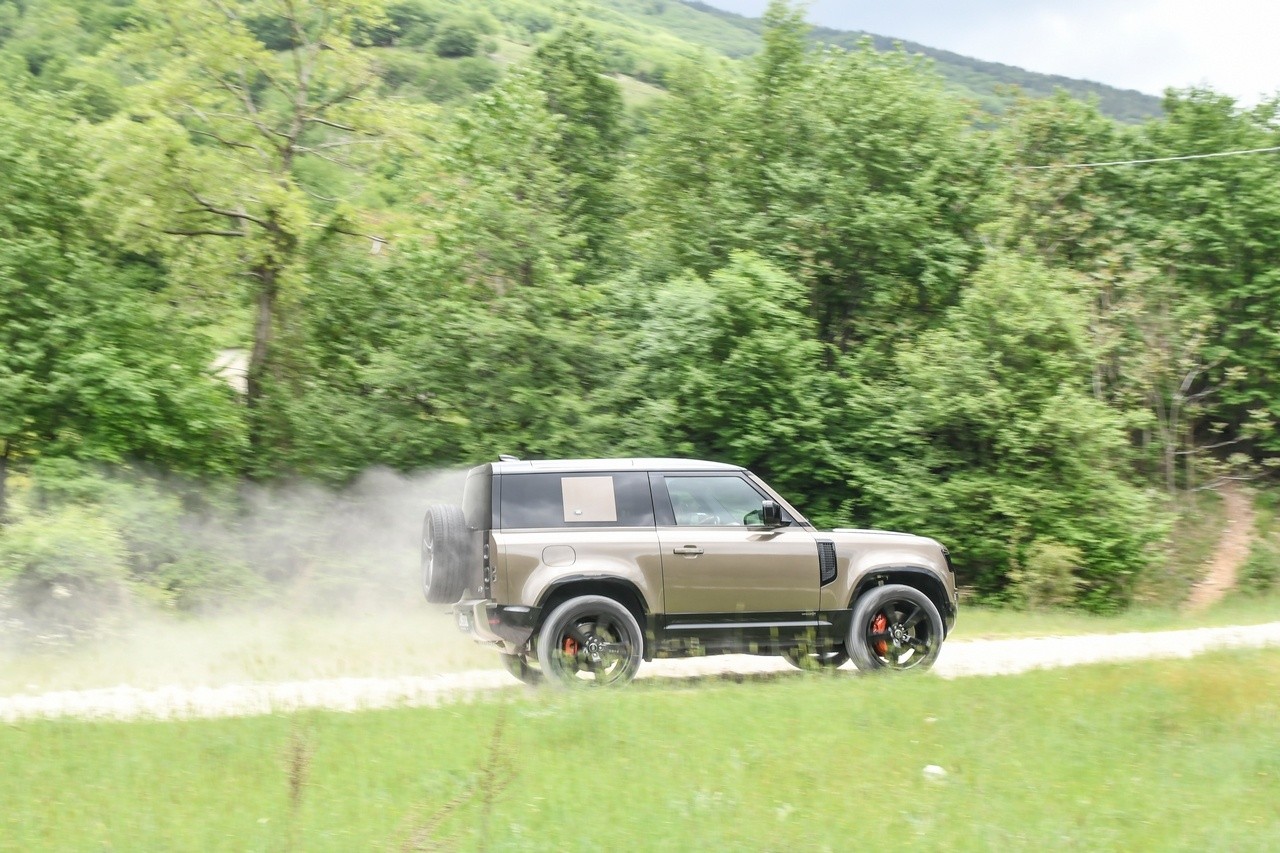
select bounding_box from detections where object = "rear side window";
[499,473,655,529]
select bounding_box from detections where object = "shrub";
[433,23,479,58]
[377,51,435,91]
[1009,540,1085,609]
[454,56,501,93]
[1240,535,1280,592]
[0,506,132,644]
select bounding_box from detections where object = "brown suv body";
[435,458,957,684]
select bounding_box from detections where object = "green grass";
[3,650,1279,850]
[954,592,1280,640]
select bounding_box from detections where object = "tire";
[781,645,850,671]
[499,653,542,686]
[536,595,643,688]
[848,584,944,673]
[421,504,469,604]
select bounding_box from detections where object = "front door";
[655,473,819,615]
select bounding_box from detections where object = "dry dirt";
[1184,483,1256,611]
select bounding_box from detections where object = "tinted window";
[665,476,767,526]
[499,472,655,529]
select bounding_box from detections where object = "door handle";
[672,546,704,557]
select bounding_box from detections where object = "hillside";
[639,1,1164,122]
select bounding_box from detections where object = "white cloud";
[944,0,1279,102]
[700,0,1280,104]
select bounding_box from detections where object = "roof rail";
[498,454,520,462]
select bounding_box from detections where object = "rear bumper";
[452,599,540,649]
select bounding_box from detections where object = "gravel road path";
[4,621,1279,723]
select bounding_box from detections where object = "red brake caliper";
[563,636,579,656]
[871,612,889,656]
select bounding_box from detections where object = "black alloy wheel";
[848,584,944,672]
[536,595,643,688]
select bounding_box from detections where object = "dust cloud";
[0,467,496,695]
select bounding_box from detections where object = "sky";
[699,0,1280,105]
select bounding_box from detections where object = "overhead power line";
[1012,144,1280,170]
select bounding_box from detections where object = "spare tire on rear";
[421,504,469,604]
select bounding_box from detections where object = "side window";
[499,473,654,529]
[664,476,767,527]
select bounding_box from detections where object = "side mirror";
[761,500,783,528]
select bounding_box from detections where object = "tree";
[622,254,841,517]
[845,253,1157,609]
[531,19,627,275]
[0,96,244,520]
[633,4,992,354]
[93,0,416,460]
[629,58,750,279]
[1129,89,1280,458]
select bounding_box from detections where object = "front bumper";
[452,599,540,649]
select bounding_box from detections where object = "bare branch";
[307,76,377,114]
[1174,437,1245,455]
[302,138,383,152]
[291,147,358,169]
[187,190,271,229]
[160,228,247,238]
[311,221,387,250]
[305,116,358,132]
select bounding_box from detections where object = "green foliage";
[0,506,128,589]
[1240,537,1280,593]
[621,254,840,514]
[635,21,993,351]
[1008,540,1085,609]
[1129,90,1280,453]
[1239,490,1280,593]
[8,460,264,613]
[376,50,499,101]
[0,504,131,642]
[531,20,628,274]
[0,95,245,512]
[433,20,480,57]
[844,254,1159,608]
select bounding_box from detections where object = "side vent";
[817,540,837,586]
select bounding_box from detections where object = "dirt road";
[4,621,1278,723]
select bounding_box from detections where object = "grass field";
[3,649,1278,850]
[955,593,1280,640]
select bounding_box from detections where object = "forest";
[1,0,1278,634]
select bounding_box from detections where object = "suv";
[424,457,957,687]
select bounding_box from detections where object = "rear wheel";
[848,584,944,672]
[536,595,643,688]
[421,504,468,604]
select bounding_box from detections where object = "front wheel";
[536,595,643,688]
[848,584,944,673]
